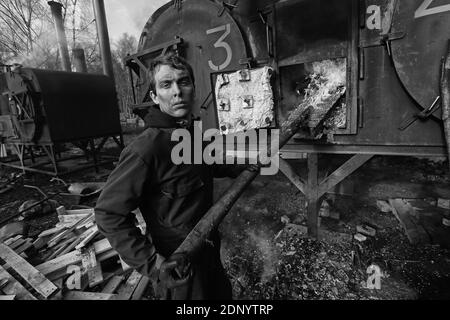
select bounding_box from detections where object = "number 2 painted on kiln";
[206,24,233,71]
[415,0,450,18]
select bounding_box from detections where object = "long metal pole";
[441,40,450,171]
[92,0,115,84]
[48,1,71,72]
[72,48,88,73]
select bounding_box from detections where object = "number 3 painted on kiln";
[207,24,233,71]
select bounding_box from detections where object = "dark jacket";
[95,107,237,298]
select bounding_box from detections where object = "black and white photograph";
[0,0,450,308]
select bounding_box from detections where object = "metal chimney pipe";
[48,1,71,72]
[92,0,115,83]
[72,48,88,73]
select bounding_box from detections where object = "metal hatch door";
[390,0,450,119]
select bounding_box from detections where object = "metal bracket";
[359,31,406,49]
[238,69,251,82]
[399,96,441,131]
[218,0,238,17]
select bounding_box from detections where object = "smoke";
[247,229,279,283]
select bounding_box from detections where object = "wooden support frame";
[280,153,374,238]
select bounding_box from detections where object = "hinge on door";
[358,97,364,129]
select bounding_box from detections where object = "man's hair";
[148,53,195,93]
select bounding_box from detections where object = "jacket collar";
[144,106,190,129]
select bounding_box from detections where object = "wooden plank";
[65,208,95,216]
[116,270,143,300]
[4,235,21,246]
[75,226,99,250]
[101,275,125,294]
[36,238,112,276]
[279,158,306,195]
[46,236,79,261]
[58,213,90,225]
[63,291,116,300]
[0,295,16,300]
[32,237,47,250]
[318,154,374,198]
[48,214,93,247]
[8,238,26,250]
[0,265,36,300]
[389,199,431,245]
[0,244,59,299]
[81,246,103,288]
[307,153,320,239]
[131,276,150,300]
[38,226,64,238]
[56,225,99,257]
[75,215,95,230]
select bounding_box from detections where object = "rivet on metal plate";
[218,98,230,112]
[239,69,251,82]
[242,95,254,109]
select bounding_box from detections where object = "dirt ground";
[1,128,450,300]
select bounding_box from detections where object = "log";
[173,104,314,258]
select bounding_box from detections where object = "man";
[95,53,239,300]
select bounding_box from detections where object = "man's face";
[150,64,195,118]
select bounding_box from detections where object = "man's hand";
[158,253,192,289]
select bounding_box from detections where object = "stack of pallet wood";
[0,207,150,300]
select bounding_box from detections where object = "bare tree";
[113,33,138,116]
[0,0,48,56]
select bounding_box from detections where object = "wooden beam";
[317,154,374,198]
[307,153,320,239]
[0,244,58,299]
[0,265,36,300]
[279,158,306,195]
[116,270,143,300]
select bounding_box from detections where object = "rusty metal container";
[0,66,121,144]
[126,0,450,157]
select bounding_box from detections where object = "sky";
[104,0,170,42]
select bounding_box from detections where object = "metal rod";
[0,192,62,226]
[92,0,115,83]
[72,48,88,73]
[441,40,450,171]
[48,1,72,72]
